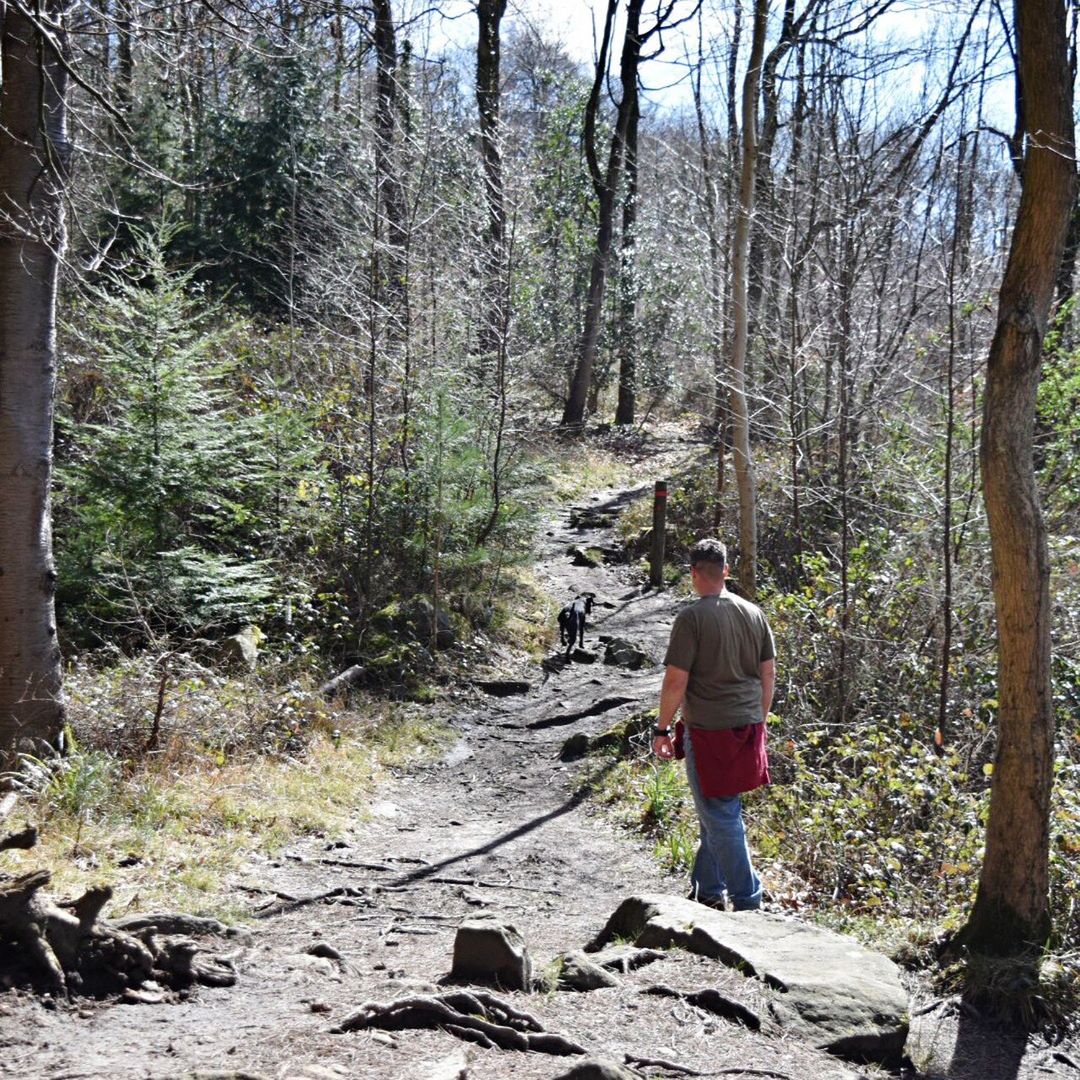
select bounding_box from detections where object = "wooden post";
[650,480,668,587]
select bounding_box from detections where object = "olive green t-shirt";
[663,590,776,730]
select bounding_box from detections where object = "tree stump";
[0,822,239,999]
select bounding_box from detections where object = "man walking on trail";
[651,538,775,912]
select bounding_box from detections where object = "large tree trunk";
[728,0,768,598]
[959,0,1075,959]
[0,0,70,765]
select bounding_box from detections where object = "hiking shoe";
[688,892,727,911]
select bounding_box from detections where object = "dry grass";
[4,656,452,920]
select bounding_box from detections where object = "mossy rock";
[371,597,455,650]
[560,709,657,761]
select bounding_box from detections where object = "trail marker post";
[650,480,668,588]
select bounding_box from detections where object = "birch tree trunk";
[613,82,639,427]
[959,0,1075,959]
[0,0,70,763]
[729,0,768,598]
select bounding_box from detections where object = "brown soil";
[0,436,1073,1080]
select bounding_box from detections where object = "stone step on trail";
[589,893,909,1066]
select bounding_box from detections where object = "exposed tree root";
[643,984,761,1031]
[254,885,371,918]
[331,990,587,1055]
[0,839,240,999]
[623,1060,791,1080]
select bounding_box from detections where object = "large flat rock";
[591,894,908,1064]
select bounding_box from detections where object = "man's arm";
[653,665,689,760]
[759,658,776,722]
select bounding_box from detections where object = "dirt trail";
[4,439,1067,1080]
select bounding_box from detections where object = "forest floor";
[1,431,1076,1080]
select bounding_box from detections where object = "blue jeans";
[684,730,762,911]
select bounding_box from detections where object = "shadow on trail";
[390,758,620,888]
[569,448,712,522]
[526,696,637,731]
[593,585,678,630]
[946,1004,1027,1079]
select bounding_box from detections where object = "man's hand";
[652,732,675,760]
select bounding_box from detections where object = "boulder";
[450,918,532,991]
[219,625,264,671]
[556,951,618,992]
[406,599,455,650]
[569,507,618,530]
[591,894,909,1065]
[373,598,455,650]
[568,545,603,568]
[600,637,653,670]
[559,733,592,762]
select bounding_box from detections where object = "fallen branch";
[254,886,367,918]
[624,1060,791,1080]
[332,990,587,1056]
[426,875,561,895]
[315,858,397,871]
[319,664,366,697]
[624,1056,702,1076]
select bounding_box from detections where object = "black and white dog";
[558,593,596,656]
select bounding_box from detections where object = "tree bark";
[0,0,70,765]
[372,0,408,336]
[476,0,508,384]
[561,0,642,429]
[613,79,639,426]
[959,0,1075,959]
[729,0,768,599]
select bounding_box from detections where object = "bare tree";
[562,0,694,428]
[958,0,1076,961]
[728,0,768,597]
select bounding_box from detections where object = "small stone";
[309,1001,333,1014]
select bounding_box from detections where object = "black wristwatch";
[651,726,672,738]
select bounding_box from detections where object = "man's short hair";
[690,538,728,572]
